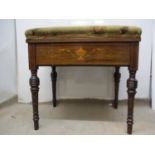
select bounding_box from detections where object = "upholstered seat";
[25,25,142,42]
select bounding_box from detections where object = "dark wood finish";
[127,69,137,134]
[26,34,141,43]
[113,67,121,109]
[126,43,139,134]
[28,44,36,69]
[27,35,140,134]
[29,68,40,130]
[51,66,57,107]
[36,43,130,66]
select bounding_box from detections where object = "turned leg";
[51,66,57,107]
[113,66,121,109]
[29,68,40,130]
[127,69,137,134]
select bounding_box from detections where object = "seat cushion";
[25,25,142,42]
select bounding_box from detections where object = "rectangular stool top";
[25,25,142,43]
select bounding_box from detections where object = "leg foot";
[127,124,132,135]
[113,67,121,109]
[34,120,39,130]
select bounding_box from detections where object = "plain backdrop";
[0,20,17,103]
[152,20,155,109]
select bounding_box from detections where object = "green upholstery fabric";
[25,25,141,39]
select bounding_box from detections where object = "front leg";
[30,68,40,130]
[127,68,137,134]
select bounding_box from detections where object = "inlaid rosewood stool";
[25,25,142,134]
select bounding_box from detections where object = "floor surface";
[0,98,154,135]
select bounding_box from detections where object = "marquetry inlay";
[75,47,86,60]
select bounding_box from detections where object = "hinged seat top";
[25,25,142,43]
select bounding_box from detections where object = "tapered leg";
[113,67,121,109]
[29,68,40,130]
[127,69,137,134]
[51,66,57,107]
